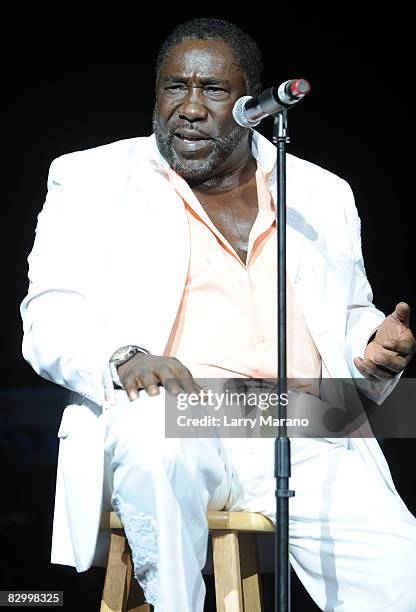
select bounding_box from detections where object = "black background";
[1,9,415,611]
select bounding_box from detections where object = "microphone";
[232,78,310,128]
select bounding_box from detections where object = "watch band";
[109,345,150,389]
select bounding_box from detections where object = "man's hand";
[117,354,200,401]
[354,302,416,380]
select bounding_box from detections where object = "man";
[21,18,416,612]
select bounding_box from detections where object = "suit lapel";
[268,148,327,338]
[113,137,191,355]
[264,136,350,377]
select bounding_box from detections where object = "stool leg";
[100,530,130,612]
[239,533,263,612]
[212,530,244,612]
[125,542,152,612]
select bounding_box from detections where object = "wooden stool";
[100,510,275,611]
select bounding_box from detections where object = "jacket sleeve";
[20,156,115,407]
[341,179,401,404]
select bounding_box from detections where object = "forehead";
[159,39,245,83]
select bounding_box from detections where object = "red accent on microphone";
[290,79,311,97]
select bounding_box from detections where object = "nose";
[178,87,208,123]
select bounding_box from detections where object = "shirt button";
[257,334,266,343]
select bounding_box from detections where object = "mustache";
[170,125,215,139]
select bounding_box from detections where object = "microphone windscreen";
[232,96,260,128]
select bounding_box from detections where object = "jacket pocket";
[57,406,73,438]
[57,402,103,438]
[56,404,78,438]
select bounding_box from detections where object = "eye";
[204,87,229,100]
[165,85,188,96]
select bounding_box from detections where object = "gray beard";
[152,105,248,183]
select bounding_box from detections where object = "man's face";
[153,39,250,182]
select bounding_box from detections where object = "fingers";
[354,356,396,380]
[393,302,411,325]
[122,371,160,401]
[122,374,144,401]
[157,367,183,396]
[372,350,407,373]
[355,327,416,380]
[382,338,416,357]
[139,373,161,397]
[162,358,200,395]
[118,355,200,400]
[176,372,201,395]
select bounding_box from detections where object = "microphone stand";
[232,81,309,611]
[273,107,295,612]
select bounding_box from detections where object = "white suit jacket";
[21,131,399,572]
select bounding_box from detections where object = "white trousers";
[102,389,416,611]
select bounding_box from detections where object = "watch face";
[111,346,147,365]
[112,346,134,362]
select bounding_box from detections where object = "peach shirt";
[164,164,322,394]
